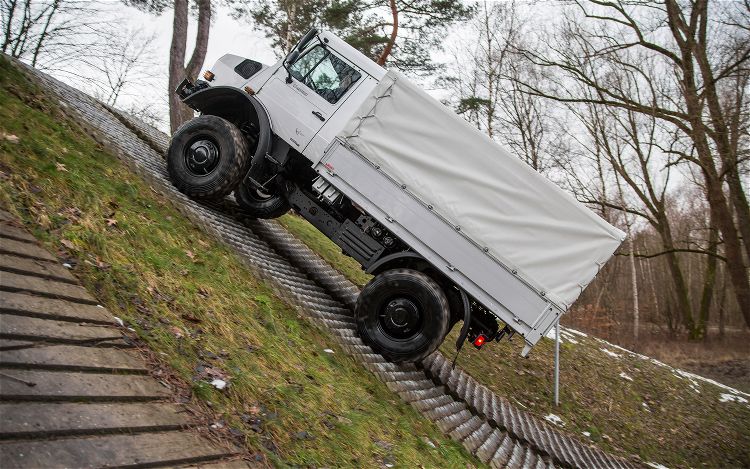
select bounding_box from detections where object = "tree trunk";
[2,0,18,53]
[666,0,750,328]
[629,234,639,340]
[726,169,750,263]
[697,222,718,340]
[31,0,60,67]
[377,0,398,66]
[168,0,212,134]
[658,220,695,334]
[694,140,750,328]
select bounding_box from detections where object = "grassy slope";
[0,57,480,468]
[278,213,373,287]
[277,157,750,469]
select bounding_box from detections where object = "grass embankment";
[277,158,750,469]
[0,57,479,468]
[278,213,373,288]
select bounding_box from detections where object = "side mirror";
[283,28,318,83]
[284,50,301,83]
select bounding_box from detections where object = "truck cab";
[196,31,384,161]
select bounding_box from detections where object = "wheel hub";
[380,298,421,339]
[185,138,219,175]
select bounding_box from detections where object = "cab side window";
[289,45,362,104]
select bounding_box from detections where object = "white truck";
[168,29,625,363]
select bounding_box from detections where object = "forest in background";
[2,0,749,355]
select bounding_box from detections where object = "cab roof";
[317,30,388,80]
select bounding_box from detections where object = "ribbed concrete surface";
[0,210,245,468]
[14,58,641,469]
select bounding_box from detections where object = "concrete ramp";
[0,210,249,468]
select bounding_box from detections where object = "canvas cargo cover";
[338,71,625,309]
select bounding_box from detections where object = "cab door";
[256,45,362,152]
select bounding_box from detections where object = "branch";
[616,248,727,262]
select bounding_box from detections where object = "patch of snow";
[113,316,124,327]
[127,327,135,332]
[96,304,104,308]
[564,327,588,337]
[323,348,334,354]
[619,372,633,382]
[581,431,591,437]
[600,348,621,358]
[674,369,701,394]
[560,331,579,344]
[62,262,73,269]
[545,328,579,344]
[210,379,227,390]
[646,462,670,469]
[593,336,750,398]
[642,402,651,412]
[719,393,748,404]
[544,414,565,427]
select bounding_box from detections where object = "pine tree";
[229,0,473,73]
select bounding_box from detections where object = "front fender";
[183,86,272,160]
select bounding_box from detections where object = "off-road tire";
[356,268,451,363]
[167,115,250,199]
[234,180,291,219]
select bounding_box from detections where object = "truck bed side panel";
[337,71,625,310]
[317,143,562,352]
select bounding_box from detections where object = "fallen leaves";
[181,313,202,324]
[60,239,76,250]
[1,132,19,143]
[58,207,82,223]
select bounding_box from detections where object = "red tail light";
[473,334,487,348]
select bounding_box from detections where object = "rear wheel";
[167,115,250,199]
[355,269,450,363]
[234,179,290,219]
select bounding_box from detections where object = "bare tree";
[95,29,159,107]
[441,1,558,173]
[516,0,750,327]
[1,0,109,67]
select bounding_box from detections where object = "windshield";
[289,45,362,104]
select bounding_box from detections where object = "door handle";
[312,111,325,122]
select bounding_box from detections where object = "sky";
[72,0,470,130]
[90,2,281,129]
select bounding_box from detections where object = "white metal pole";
[554,319,560,406]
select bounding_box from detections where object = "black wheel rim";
[378,296,423,340]
[184,136,220,176]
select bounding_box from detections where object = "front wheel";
[167,115,250,199]
[355,269,450,363]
